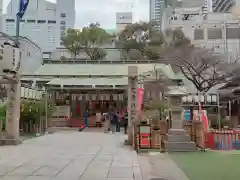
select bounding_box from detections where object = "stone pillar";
[127,66,138,145]
[168,95,184,131]
[5,80,21,145]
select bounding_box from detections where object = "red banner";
[137,88,144,112]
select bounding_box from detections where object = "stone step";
[51,119,68,127]
[164,148,197,152]
[168,129,186,135]
[166,134,191,142]
[164,141,196,152]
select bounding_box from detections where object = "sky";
[3,0,149,28]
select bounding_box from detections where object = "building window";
[37,20,46,23]
[27,20,35,23]
[207,28,222,39]
[60,13,66,18]
[27,51,31,56]
[20,19,25,22]
[6,19,15,22]
[60,26,66,30]
[48,20,56,24]
[194,29,204,40]
[226,28,240,39]
[60,20,66,25]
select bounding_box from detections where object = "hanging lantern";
[105,94,110,100]
[206,95,211,102]
[71,94,75,100]
[118,94,123,101]
[182,96,187,103]
[56,92,60,100]
[85,94,89,100]
[91,94,97,100]
[113,94,118,100]
[187,95,193,103]
[78,94,83,100]
[100,94,104,101]
[89,100,92,109]
[211,94,217,103]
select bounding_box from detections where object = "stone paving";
[0,131,141,180]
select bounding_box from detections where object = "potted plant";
[0,104,6,131]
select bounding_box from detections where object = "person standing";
[123,112,128,134]
[115,111,121,132]
[84,109,89,127]
[115,111,121,148]
[103,113,109,133]
[109,109,116,133]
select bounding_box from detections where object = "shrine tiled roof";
[47,77,128,86]
[31,63,181,80]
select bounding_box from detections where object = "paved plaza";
[0,131,141,180]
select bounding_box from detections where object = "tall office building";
[149,0,165,29]
[116,12,133,33]
[1,0,75,51]
[212,0,234,12]
[165,0,210,14]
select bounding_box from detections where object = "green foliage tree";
[116,21,165,60]
[62,29,82,58]
[62,22,110,60]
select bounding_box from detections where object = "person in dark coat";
[109,109,116,133]
[115,111,121,132]
[123,112,128,134]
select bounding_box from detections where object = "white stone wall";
[163,10,240,59]
[1,0,75,51]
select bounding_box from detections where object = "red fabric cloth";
[199,102,209,130]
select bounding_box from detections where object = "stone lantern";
[163,86,196,152]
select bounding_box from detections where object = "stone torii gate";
[127,66,138,145]
[0,38,22,145]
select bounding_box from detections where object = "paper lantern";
[78,94,83,100]
[118,94,123,100]
[85,94,89,100]
[104,94,110,100]
[100,94,104,101]
[91,94,97,100]
[113,94,118,100]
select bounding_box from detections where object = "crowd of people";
[81,106,128,134]
[103,109,128,134]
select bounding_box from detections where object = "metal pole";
[45,93,48,133]
[16,0,21,44]
[228,100,231,120]
[217,93,221,129]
